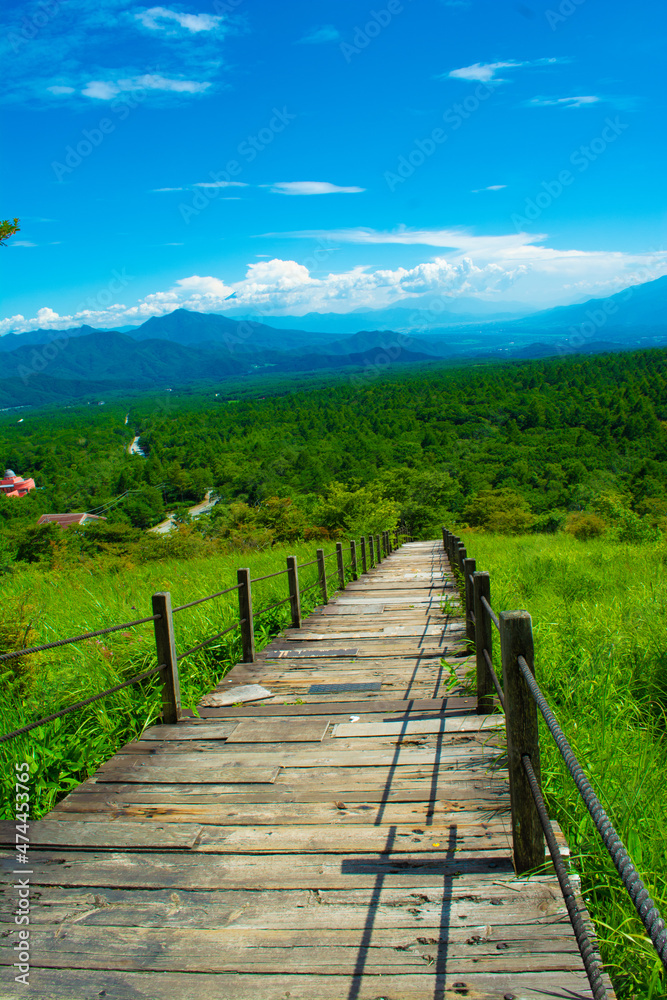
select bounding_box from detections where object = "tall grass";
[0,541,337,820]
[459,530,667,1000]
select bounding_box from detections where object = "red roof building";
[0,469,36,498]
[37,513,107,529]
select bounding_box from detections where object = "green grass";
[458,530,667,1000]
[0,541,345,820]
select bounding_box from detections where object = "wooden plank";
[140,722,237,741]
[225,720,330,743]
[332,716,503,738]
[0,968,612,1000]
[194,697,476,718]
[0,820,202,850]
[96,764,281,785]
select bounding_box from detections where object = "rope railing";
[522,754,608,1000]
[0,664,165,745]
[1,532,403,744]
[517,654,667,969]
[172,583,241,613]
[440,523,667,987]
[251,568,290,583]
[0,614,161,664]
[177,621,242,662]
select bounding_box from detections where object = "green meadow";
[457,530,667,999]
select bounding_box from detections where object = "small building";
[37,513,107,529]
[0,468,36,498]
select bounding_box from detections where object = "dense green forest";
[2,347,667,568]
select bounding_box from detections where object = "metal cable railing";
[254,596,293,618]
[522,754,608,1000]
[0,664,165,744]
[0,614,161,664]
[172,583,241,613]
[251,568,289,583]
[481,595,500,631]
[177,621,242,662]
[517,654,667,969]
[483,648,505,709]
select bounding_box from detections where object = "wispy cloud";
[82,75,211,100]
[472,184,507,192]
[297,25,341,44]
[136,7,225,34]
[524,95,600,108]
[264,181,365,196]
[10,241,37,248]
[443,56,566,83]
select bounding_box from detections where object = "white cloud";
[193,180,248,188]
[471,185,507,192]
[136,7,224,33]
[82,74,210,100]
[4,236,667,335]
[47,85,76,95]
[297,25,341,44]
[10,241,37,248]
[524,95,600,108]
[265,181,366,196]
[444,57,565,83]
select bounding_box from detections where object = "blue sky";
[1,0,666,333]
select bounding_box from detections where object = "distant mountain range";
[1,276,665,408]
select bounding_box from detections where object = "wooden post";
[500,610,543,874]
[368,535,375,567]
[457,544,467,575]
[336,542,346,590]
[473,572,494,715]
[441,525,447,551]
[151,592,181,724]
[350,540,358,580]
[360,536,368,574]
[317,548,328,604]
[287,555,301,629]
[237,568,255,663]
[463,557,476,646]
[375,534,382,564]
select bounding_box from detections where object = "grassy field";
[456,530,667,1000]
[0,539,349,819]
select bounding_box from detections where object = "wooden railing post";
[152,592,181,724]
[360,536,368,574]
[473,571,494,715]
[463,557,476,646]
[441,525,447,551]
[375,534,382,564]
[457,544,467,575]
[336,542,346,590]
[350,540,358,580]
[237,568,256,663]
[369,535,375,567]
[317,548,328,604]
[287,555,301,629]
[500,610,543,874]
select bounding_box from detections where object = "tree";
[0,218,20,247]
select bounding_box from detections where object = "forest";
[1,346,666,570]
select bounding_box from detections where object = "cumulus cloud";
[444,57,565,83]
[297,25,341,44]
[4,237,667,335]
[265,181,366,195]
[136,7,224,33]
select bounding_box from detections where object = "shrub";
[564,512,607,540]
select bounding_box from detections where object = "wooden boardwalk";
[0,540,612,999]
